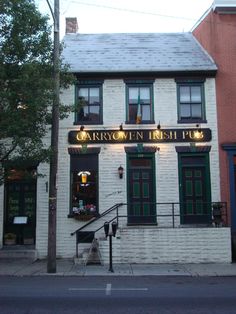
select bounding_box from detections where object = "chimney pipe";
[65,17,78,34]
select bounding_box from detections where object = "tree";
[0,0,70,183]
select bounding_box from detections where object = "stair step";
[0,247,37,260]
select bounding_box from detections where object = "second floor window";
[76,84,102,124]
[177,82,206,123]
[126,84,154,124]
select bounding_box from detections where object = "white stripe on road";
[106,283,112,296]
[69,286,148,294]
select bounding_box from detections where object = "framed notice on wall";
[13,216,28,224]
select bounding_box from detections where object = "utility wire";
[67,0,194,21]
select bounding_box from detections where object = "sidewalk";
[1,258,236,277]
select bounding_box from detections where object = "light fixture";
[118,165,124,179]
[118,123,125,139]
[156,121,161,135]
[79,125,86,139]
[194,124,202,139]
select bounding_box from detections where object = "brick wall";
[99,227,232,264]
[1,77,220,259]
[193,10,236,222]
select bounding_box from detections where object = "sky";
[35,0,214,37]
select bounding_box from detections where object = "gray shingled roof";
[62,32,217,73]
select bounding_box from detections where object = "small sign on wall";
[13,216,28,224]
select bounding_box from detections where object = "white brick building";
[0,27,232,263]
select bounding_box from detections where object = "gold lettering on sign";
[93,132,100,141]
[86,133,92,141]
[71,128,209,144]
[76,131,86,141]
[151,130,163,140]
[136,131,144,141]
[112,132,120,141]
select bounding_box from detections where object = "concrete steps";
[0,246,38,261]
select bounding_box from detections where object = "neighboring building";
[0,19,231,263]
[192,0,236,257]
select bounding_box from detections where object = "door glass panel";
[143,203,150,216]
[133,172,140,180]
[142,172,149,179]
[195,170,202,177]
[196,200,203,214]
[7,191,20,222]
[195,180,202,197]
[133,182,140,198]
[133,203,141,215]
[130,159,152,168]
[185,170,192,178]
[185,180,193,196]
[142,182,149,198]
[186,200,193,214]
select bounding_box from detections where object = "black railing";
[71,203,123,258]
[71,202,228,258]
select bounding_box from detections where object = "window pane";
[129,104,137,121]
[72,170,97,212]
[142,105,151,120]
[191,86,201,102]
[180,86,190,102]
[140,87,150,104]
[191,104,202,118]
[79,88,88,100]
[89,88,100,104]
[129,88,139,104]
[180,104,191,118]
[88,106,100,122]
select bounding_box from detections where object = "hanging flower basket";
[72,204,97,221]
[73,214,95,221]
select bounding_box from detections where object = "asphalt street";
[1,276,236,314]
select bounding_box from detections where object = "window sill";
[177,119,207,124]
[73,121,103,126]
[125,121,155,125]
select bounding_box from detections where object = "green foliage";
[0,0,73,183]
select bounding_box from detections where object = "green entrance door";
[4,180,36,245]
[179,154,211,224]
[127,155,156,224]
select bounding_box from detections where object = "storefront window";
[70,154,98,217]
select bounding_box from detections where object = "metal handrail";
[72,201,228,258]
[70,203,123,236]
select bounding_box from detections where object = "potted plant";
[212,203,223,227]
[72,204,97,221]
[4,233,16,245]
